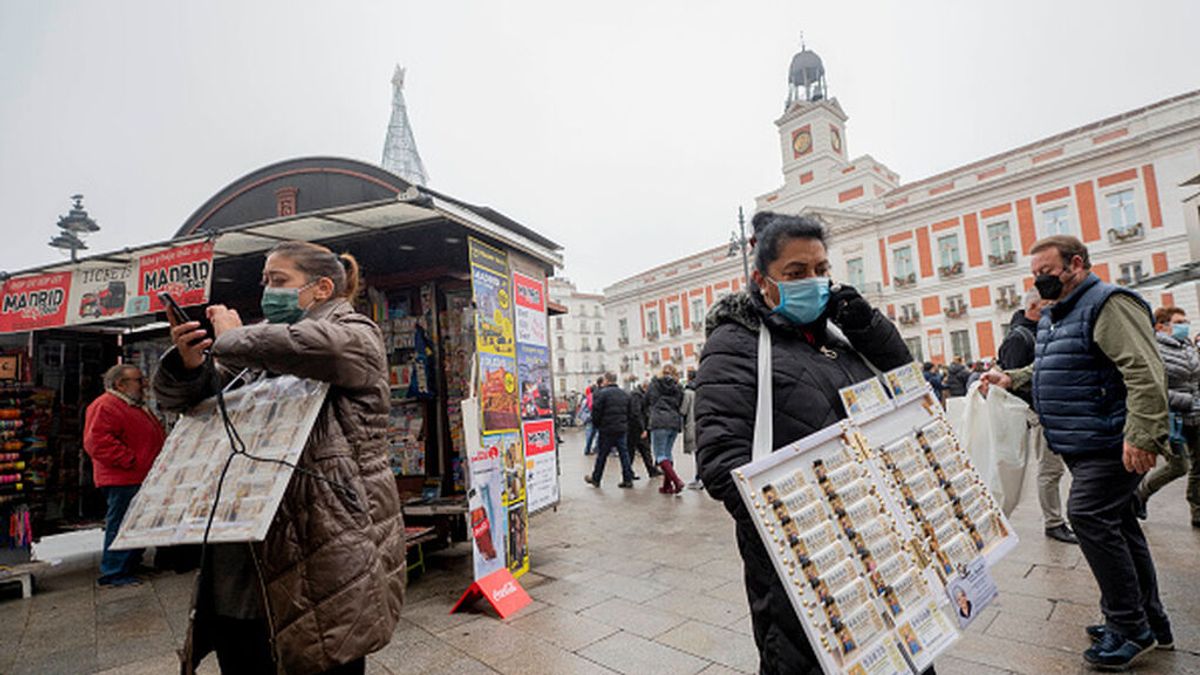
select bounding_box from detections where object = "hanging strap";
[751,327,773,462]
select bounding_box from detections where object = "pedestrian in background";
[626,380,659,479]
[681,370,701,489]
[84,364,166,587]
[982,235,1171,670]
[695,212,913,674]
[585,372,635,488]
[1133,306,1200,525]
[946,355,970,397]
[647,364,686,494]
[577,383,597,455]
[997,289,1077,544]
[922,362,945,405]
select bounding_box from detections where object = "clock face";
[831,127,843,154]
[792,129,813,158]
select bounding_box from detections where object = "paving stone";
[638,565,729,594]
[987,590,1053,621]
[983,609,1091,653]
[703,579,750,606]
[370,624,499,674]
[508,605,617,651]
[931,654,1016,675]
[489,639,617,675]
[653,591,748,629]
[580,597,689,639]
[578,631,708,675]
[589,571,670,603]
[526,579,613,612]
[656,620,758,673]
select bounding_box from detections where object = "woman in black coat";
[694,212,912,675]
[646,365,686,494]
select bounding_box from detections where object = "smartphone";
[159,292,213,337]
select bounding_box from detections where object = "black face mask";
[1035,272,1065,301]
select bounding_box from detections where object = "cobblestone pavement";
[2,427,1199,674]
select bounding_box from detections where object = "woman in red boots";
[647,364,686,494]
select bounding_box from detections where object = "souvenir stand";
[734,362,1017,675]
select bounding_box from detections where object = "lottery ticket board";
[111,375,328,549]
[731,363,1017,674]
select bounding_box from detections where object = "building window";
[558,378,566,393]
[950,329,972,363]
[899,303,920,326]
[903,337,923,362]
[555,317,563,330]
[846,257,865,288]
[1107,189,1143,242]
[594,320,603,333]
[646,310,659,338]
[987,222,1015,266]
[557,357,565,370]
[618,318,629,346]
[893,246,916,286]
[1117,261,1145,286]
[583,358,591,372]
[937,235,962,277]
[596,337,605,352]
[556,336,564,350]
[1041,206,1071,238]
[580,337,591,351]
[668,305,682,336]
[691,298,705,330]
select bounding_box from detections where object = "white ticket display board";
[731,363,1017,675]
[111,375,329,550]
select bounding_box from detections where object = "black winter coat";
[591,384,629,436]
[646,377,684,431]
[946,362,970,397]
[694,290,911,675]
[627,388,648,437]
[997,309,1038,404]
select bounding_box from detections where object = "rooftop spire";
[381,64,429,186]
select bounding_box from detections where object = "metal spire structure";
[381,65,429,186]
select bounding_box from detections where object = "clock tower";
[776,45,851,187]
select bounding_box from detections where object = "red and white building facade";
[605,50,1200,376]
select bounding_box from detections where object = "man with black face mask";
[981,235,1171,671]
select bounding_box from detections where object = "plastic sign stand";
[450,568,531,619]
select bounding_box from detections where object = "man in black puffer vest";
[983,235,1171,671]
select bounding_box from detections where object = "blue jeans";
[99,485,143,582]
[584,423,598,454]
[591,431,634,484]
[651,429,678,464]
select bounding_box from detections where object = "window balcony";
[646,331,659,342]
[1108,223,1144,244]
[944,304,968,319]
[898,312,921,326]
[617,336,629,348]
[937,261,964,279]
[669,325,683,337]
[691,321,704,333]
[996,292,1021,311]
[988,250,1017,267]
[894,273,918,289]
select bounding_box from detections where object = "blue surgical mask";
[1172,323,1190,341]
[261,282,315,324]
[769,276,830,325]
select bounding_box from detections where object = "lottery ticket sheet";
[111,375,329,549]
[731,362,1017,674]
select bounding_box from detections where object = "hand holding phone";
[160,292,212,370]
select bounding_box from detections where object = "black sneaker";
[1087,624,1173,650]
[1044,524,1078,544]
[1132,494,1147,520]
[1083,628,1156,670]
[617,481,633,489]
[584,475,599,487]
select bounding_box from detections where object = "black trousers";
[627,431,655,474]
[1064,449,1169,638]
[202,615,366,675]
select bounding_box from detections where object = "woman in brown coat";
[154,241,405,674]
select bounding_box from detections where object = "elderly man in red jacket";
[84,363,165,587]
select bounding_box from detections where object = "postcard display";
[111,376,328,549]
[732,363,1017,675]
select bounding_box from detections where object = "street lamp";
[727,206,750,285]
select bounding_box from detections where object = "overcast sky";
[1,1,1196,293]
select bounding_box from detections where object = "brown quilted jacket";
[153,298,405,674]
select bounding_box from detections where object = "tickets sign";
[0,242,215,334]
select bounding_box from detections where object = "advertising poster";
[470,238,515,358]
[139,241,215,313]
[507,498,529,576]
[69,263,138,324]
[512,272,548,348]
[0,272,72,333]
[479,352,520,432]
[498,431,526,506]
[468,434,508,580]
[523,419,559,513]
[516,343,552,420]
